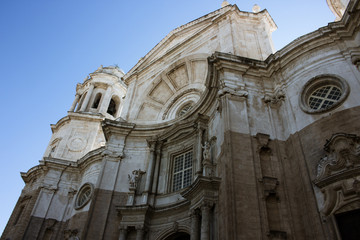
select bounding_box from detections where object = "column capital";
[146,140,156,152]
[201,201,214,211]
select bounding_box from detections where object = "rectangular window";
[172,151,193,191]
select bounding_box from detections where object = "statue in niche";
[202,141,211,161]
[128,169,145,189]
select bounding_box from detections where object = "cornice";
[51,112,104,133]
[21,147,105,183]
[123,4,275,83]
[209,1,359,80]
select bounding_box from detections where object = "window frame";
[169,148,194,192]
[299,75,350,114]
[74,183,94,210]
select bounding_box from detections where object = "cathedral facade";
[2,0,360,239]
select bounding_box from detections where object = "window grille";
[172,151,193,191]
[308,85,342,110]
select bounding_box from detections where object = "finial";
[252,4,261,13]
[221,0,230,8]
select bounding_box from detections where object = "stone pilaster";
[99,86,113,114]
[196,127,204,177]
[190,209,200,240]
[69,94,80,112]
[142,140,156,204]
[200,203,211,240]
[151,142,163,194]
[135,225,144,240]
[118,226,127,240]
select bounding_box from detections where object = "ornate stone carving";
[217,86,248,98]
[67,136,87,152]
[128,169,145,189]
[264,87,285,105]
[351,52,360,71]
[259,176,279,199]
[316,133,360,179]
[256,133,270,151]
[263,87,285,106]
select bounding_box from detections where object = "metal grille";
[308,85,342,110]
[178,104,193,117]
[78,186,92,206]
[172,151,193,191]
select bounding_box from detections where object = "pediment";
[125,6,233,79]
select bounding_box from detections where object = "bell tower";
[44,65,127,161]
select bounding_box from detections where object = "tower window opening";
[76,92,87,112]
[107,99,117,116]
[92,93,102,109]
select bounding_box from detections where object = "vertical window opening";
[92,93,102,109]
[76,92,87,112]
[107,98,117,116]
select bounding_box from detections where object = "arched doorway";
[164,232,190,240]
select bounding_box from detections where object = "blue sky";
[0,0,335,234]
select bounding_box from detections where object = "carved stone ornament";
[128,169,145,189]
[263,87,286,106]
[64,229,79,240]
[217,86,248,98]
[259,176,279,199]
[316,133,360,179]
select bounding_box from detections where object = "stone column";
[135,226,144,240]
[80,84,94,112]
[201,203,211,240]
[118,226,127,240]
[69,94,80,112]
[191,209,200,240]
[99,86,113,114]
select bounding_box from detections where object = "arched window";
[75,183,93,210]
[107,96,120,117]
[92,93,102,109]
[177,103,194,117]
[107,99,116,116]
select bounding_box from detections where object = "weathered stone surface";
[2,1,360,239]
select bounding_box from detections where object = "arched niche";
[135,54,209,122]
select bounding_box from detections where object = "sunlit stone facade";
[2,1,360,239]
